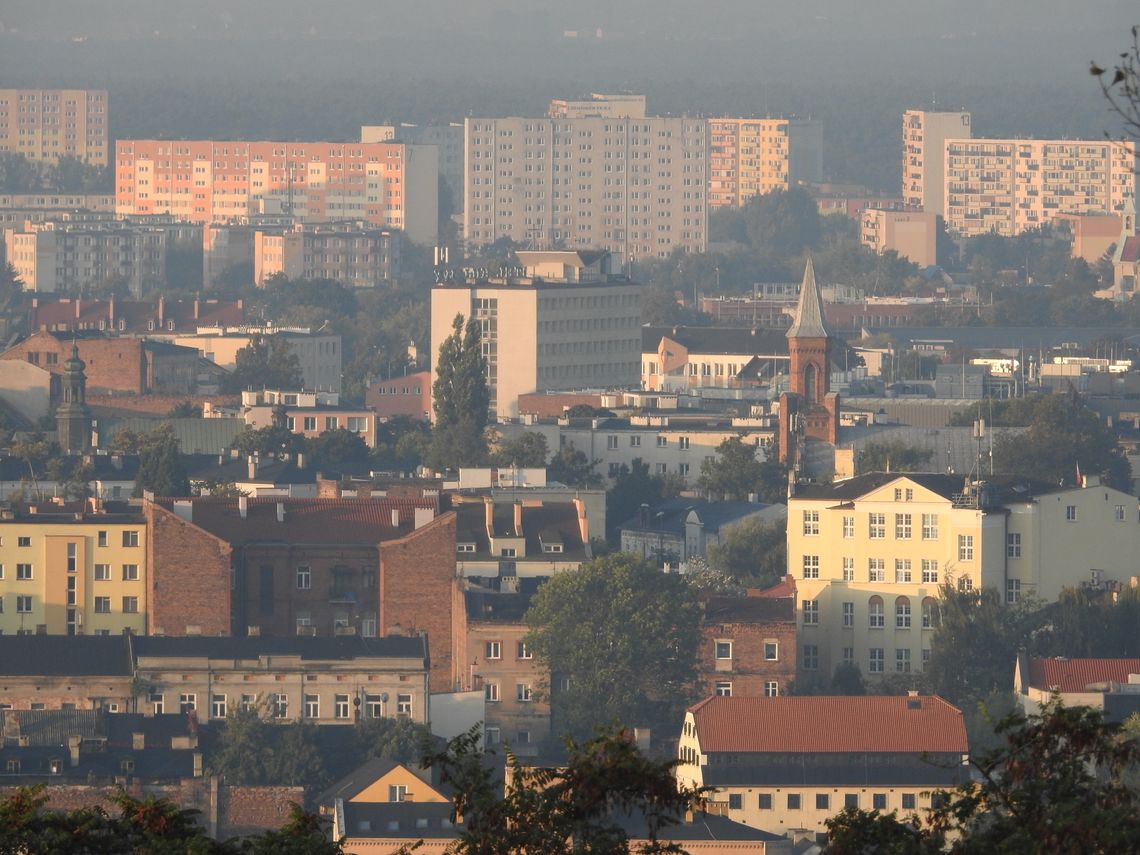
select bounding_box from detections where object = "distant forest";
[0,1,1133,193]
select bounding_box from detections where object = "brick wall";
[88,393,239,417]
[146,502,233,635]
[1,334,147,395]
[380,512,458,693]
[218,784,304,838]
[699,619,798,698]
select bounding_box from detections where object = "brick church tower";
[779,258,839,465]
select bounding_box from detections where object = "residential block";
[0,89,109,166]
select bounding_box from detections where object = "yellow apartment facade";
[902,109,971,214]
[860,209,938,267]
[708,118,823,208]
[786,473,1140,682]
[0,89,109,166]
[0,501,147,636]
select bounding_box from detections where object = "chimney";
[574,497,589,545]
[513,501,523,534]
[192,752,203,778]
[391,508,400,527]
[68,735,82,767]
[414,507,434,529]
[238,496,248,519]
[157,294,165,326]
[639,503,650,527]
[194,298,200,320]
[484,497,494,533]
[173,500,193,523]
[248,455,258,480]
[132,732,145,750]
[75,298,81,319]
[296,451,305,469]
[109,292,115,324]
[276,502,285,523]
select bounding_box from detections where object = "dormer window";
[457,543,476,553]
[147,320,155,331]
[167,320,175,331]
[542,543,564,554]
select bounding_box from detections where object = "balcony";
[329,587,357,604]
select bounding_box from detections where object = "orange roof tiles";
[689,695,967,754]
[1027,658,1140,693]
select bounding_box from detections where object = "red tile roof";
[154,496,439,546]
[1121,235,1140,264]
[1027,658,1140,693]
[689,695,967,754]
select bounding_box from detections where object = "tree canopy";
[547,441,604,489]
[524,553,702,747]
[856,440,934,475]
[697,436,786,503]
[489,431,549,468]
[223,334,304,394]
[134,424,190,497]
[707,515,788,589]
[430,314,490,470]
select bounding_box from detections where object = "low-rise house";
[452,496,590,581]
[700,591,797,699]
[366,370,431,421]
[676,694,970,841]
[620,498,787,568]
[238,389,378,448]
[1014,654,1140,722]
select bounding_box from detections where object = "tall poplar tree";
[430,313,490,469]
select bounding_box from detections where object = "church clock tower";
[57,343,92,454]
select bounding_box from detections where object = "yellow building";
[787,472,1140,682]
[860,209,938,267]
[708,118,823,208]
[0,500,147,636]
[0,89,109,166]
[902,109,972,214]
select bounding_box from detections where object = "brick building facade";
[700,592,798,699]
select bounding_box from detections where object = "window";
[211,694,226,718]
[334,694,350,719]
[921,513,939,539]
[728,793,743,810]
[902,793,916,810]
[396,693,412,716]
[67,542,77,573]
[845,794,859,809]
[389,785,407,803]
[485,682,500,702]
[607,435,618,449]
[484,728,501,747]
[1065,505,1077,522]
[6,760,19,774]
[17,536,30,547]
[485,641,502,660]
[763,641,778,661]
[873,793,887,810]
[839,558,857,588]
[896,598,911,628]
[895,559,912,583]
[921,559,938,584]
[787,793,801,810]
[715,640,733,660]
[802,600,819,625]
[816,793,830,810]
[802,555,819,579]
[868,558,885,582]
[842,516,854,538]
[303,416,316,431]
[97,531,108,547]
[869,598,884,628]
[895,513,912,539]
[843,646,855,665]
[958,534,974,561]
[896,648,911,673]
[179,693,196,714]
[94,597,110,613]
[758,794,773,809]
[1006,579,1021,604]
[517,641,532,659]
[122,531,139,547]
[870,648,884,673]
[515,730,532,746]
[365,695,384,718]
[922,598,937,629]
[16,595,32,613]
[122,564,139,581]
[629,435,641,447]
[714,681,732,697]
[842,602,854,628]
[16,564,33,580]
[802,644,819,670]
[272,694,288,719]
[764,681,779,697]
[802,510,819,535]
[656,436,667,448]
[296,566,311,590]
[1115,504,1126,522]
[959,576,974,592]
[122,597,138,614]
[150,691,164,714]
[868,513,885,539]
[240,695,256,712]
[305,694,319,718]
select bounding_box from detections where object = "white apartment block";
[943,138,1137,237]
[430,251,642,419]
[463,117,708,261]
[787,472,1140,684]
[902,109,972,214]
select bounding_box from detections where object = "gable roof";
[702,595,795,624]
[689,695,967,754]
[315,757,441,808]
[641,326,789,356]
[1027,658,1140,693]
[786,257,831,339]
[792,472,965,502]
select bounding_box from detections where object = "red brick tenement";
[699,593,798,699]
[145,500,233,636]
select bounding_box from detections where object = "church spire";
[786,257,830,339]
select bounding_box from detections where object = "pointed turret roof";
[786,257,831,339]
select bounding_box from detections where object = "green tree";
[697,436,786,503]
[429,314,490,470]
[134,424,191,497]
[829,662,867,695]
[547,441,604,488]
[421,725,707,855]
[308,428,370,470]
[856,440,934,475]
[605,458,679,540]
[706,515,787,588]
[489,431,549,467]
[207,705,276,786]
[168,400,203,418]
[740,187,821,254]
[524,553,702,746]
[223,334,304,393]
[233,424,308,459]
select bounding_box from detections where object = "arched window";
[868,595,884,628]
[804,363,817,403]
[895,596,911,629]
[922,597,938,629]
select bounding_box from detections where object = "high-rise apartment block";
[0,89,109,166]
[708,118,823,208]
[944,138,1136,237]
[114,140,438,245]
[251,222,399,287]
[463,117,707,261]
[548,94,647,119]
[363,123,465,213]
[902,109,972,214]
[430,251,642,419]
